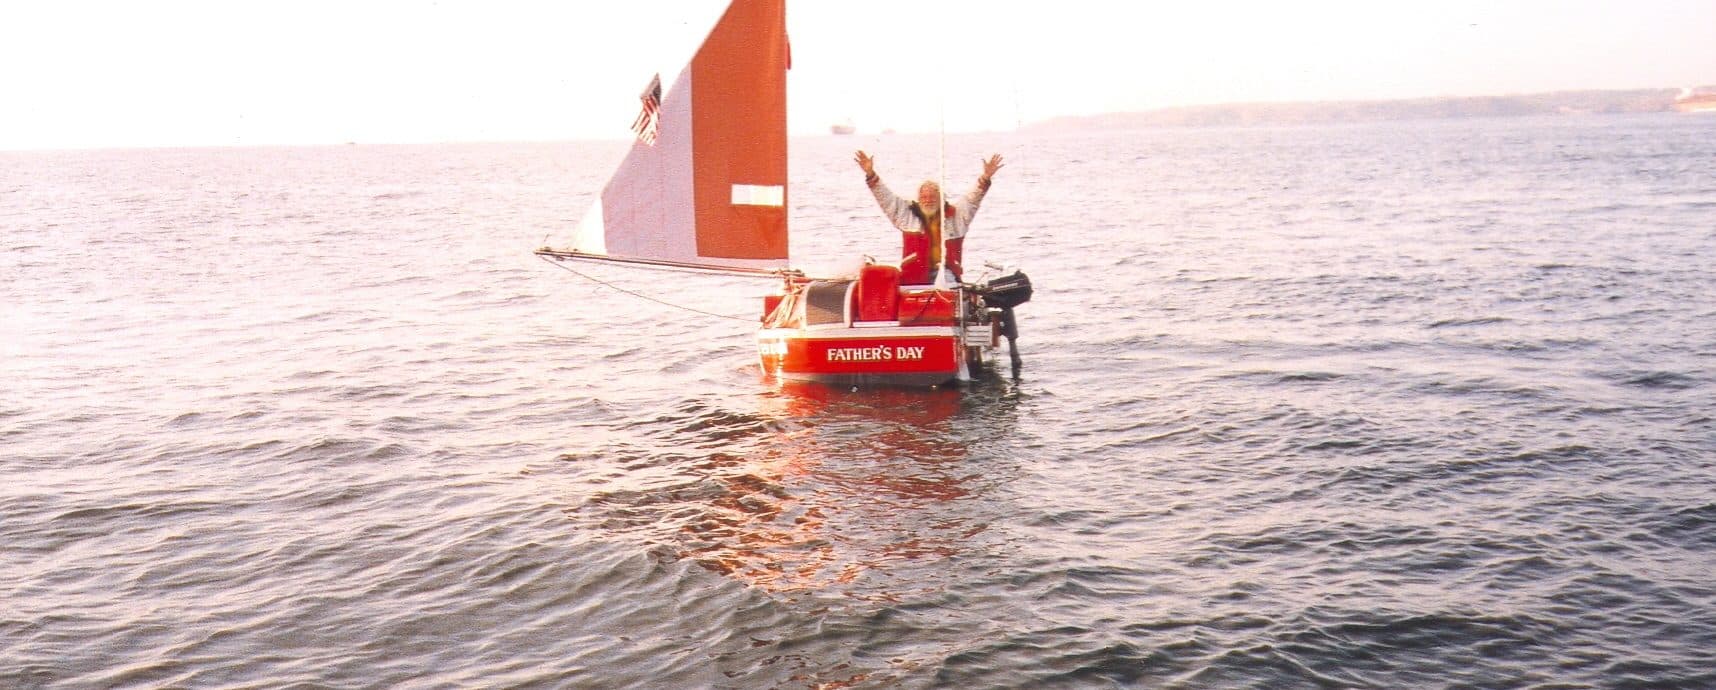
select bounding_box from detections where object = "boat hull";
[757,325,982,387]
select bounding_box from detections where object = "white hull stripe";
[757,325,960,340]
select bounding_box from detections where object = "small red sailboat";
[536,0,1030,387]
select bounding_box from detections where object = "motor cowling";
[977,270,1032,309]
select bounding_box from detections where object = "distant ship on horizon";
[1675,87,1716,113]
[830,118,856,135]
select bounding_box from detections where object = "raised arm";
[855,150,920,231]
[956,153,1005,216]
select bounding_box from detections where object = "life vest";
[901,201,964,284]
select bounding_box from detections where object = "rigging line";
[933,0,950,291]
[536,254,754,322]
[936,70,949,291]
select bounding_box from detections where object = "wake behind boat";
[536,0,1031,387]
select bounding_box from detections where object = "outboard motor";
[977,271,1032,309]
[976,270,1032,376]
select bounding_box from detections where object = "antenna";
[934,95,948,289]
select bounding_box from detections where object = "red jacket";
[899,201,964,284]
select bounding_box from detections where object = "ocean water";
[4,114,1714,688]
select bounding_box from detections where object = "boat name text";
[825,345,926,362]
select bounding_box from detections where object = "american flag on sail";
[630,74,663,145]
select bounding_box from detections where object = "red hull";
[757,325,984,386]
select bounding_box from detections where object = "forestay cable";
[536,254,754,322]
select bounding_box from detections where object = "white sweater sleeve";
[868,178,923,233]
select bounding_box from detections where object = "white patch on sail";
[571,198,607,255]
[731,184,785,207]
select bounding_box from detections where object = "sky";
[2,0,1713,150]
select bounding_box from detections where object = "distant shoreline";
[1028,87,1715,131]
[11,86,1712,152]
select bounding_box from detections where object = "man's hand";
[982,154,1005,180]
[855,150,876,177]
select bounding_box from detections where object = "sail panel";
[691,0,789,261]
[594,65,697,264]
[563,0,789,273]
[570,196,607,255]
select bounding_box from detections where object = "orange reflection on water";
[675,382,986,594]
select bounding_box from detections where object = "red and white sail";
[564,0,790,274]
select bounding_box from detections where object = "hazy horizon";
[4,0,1713,151]
[6,84,1708,154]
